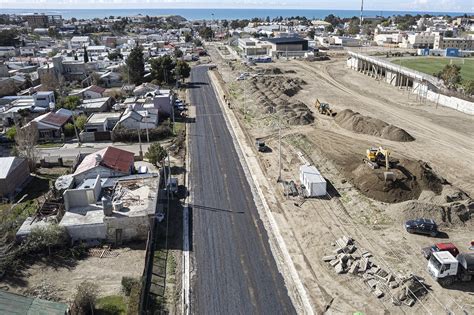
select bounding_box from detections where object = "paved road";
[189,66,296,315]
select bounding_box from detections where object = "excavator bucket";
[384,172,396,182]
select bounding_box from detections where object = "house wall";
[64,223,107,241]
[0,159,30,198]
[104,215,152,242]
[74,166,129,184]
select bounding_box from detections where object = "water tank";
[102,196,113,216]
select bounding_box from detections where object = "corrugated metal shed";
[0,290,68,315]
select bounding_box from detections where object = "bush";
[71,281,99,315]
[22,224,68,255]
[6,126,16,141]
[121,276,139,296]
[127,280,143,315]
[112,125,172,143]
[145,142,167,166]
[64,123,76,137]
[75,115,88,131]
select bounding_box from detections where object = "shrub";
[6,126,16,141]
[22,224,68,255]
[145,142,167,166]
[112,125,172,143]
[127,280,143,315]
[71,281,99,315]
[121,276,140,296]
[64,123,76,137]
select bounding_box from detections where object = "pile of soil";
[348,159,445,203]
[248,76,314,125]
[335,109,415,142]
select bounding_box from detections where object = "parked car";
[405,218,439,237]
[166,177,178,195]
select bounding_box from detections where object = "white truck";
[427,251,474,286]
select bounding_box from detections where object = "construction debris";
[324,236,428,307]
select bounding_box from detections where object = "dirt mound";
[335,109,415,142]
[388,198,474,227]
[349,159,445,203]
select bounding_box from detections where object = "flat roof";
[266,37,308,44]
[87,112,122,124]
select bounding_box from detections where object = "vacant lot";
[391,57,474,81]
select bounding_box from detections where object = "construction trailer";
[299,165,327,197]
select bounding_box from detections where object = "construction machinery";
[364,147,396,181]
[428,251,474,286]
[315,99,336,116]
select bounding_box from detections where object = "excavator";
[364,147,396,181]
[315,99,336,116]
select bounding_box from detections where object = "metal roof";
[0,290,68,315]
[0,157,25,179]
[74,146,134,176]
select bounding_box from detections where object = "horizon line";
[2,7,473,14]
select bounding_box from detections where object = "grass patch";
[36,142,64,148]
[392,57,474,82]
[95,295,127,315]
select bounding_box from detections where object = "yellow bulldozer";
[363,147,396,181]
[315,99,336,116]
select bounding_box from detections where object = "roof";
[300,165,326,184]
[433,251,458,264]
[36,111,71,127]
[86,112,122,124]
[0,157,25,179]
[74,146,134,176]
[436,243,457,251]
[82,97,110,104]
[0,289,68,315]
[84,85,106,95]
[266,37,308,44]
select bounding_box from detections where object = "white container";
[300,165,327,197]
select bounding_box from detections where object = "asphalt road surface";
[189,66,296,315]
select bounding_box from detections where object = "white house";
[114,107,158,130]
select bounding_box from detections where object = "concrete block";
[339,254,350,263]
[334,262,344,274]
[360,258,369,272]
[373,289,384,298]
[347,245,357,253]
[323,255,337,262]
[349,261,359,274]
[329,259,339,267]
[367,279,378,288]
[333,247,344,254]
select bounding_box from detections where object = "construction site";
[209,44,474,314]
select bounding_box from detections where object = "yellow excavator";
[315,99,336,116]
[364,147,396,181]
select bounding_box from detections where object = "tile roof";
[74,146,134,176]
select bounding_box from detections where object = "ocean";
[2,8,471,21]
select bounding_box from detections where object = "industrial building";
[265,37,309,58]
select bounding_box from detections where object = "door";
[115,229,123,246]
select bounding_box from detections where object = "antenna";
[360,0,364,27]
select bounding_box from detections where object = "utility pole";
[278,116,282,182]
[71,113,81,145]
[137,128,143,159]
[360,0,364,27]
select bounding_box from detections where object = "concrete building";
[265,37,309,58]
[434,35,474,50]
[404,33,436,49]
[78,96,114,114]
[0,46,17,58]
[238,38,272,58]
[70,36,90,49]
[84,112,122,132]
[23,14,62,29]
[115,107,158,130]
[72,146,135,183]
[0,157,30,199]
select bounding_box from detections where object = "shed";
[0,157,30,199]
[299,165,327,197]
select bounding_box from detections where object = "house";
[30,110,72,140]
[0,46,17,58]
[33,91,55,108]
[100,71,122,88]
[71,85,106,100]
[114,107,158,130]
[70,36,90,48]
[84,112,122,132]
[0,290,68,315]
[78,96,114,114]
[72,146,135,183]
[0,157,30,199]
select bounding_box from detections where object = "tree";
[15,122,38,171]
[199,27,214,40]
[222,20,229,28]
[230,20,240,29]
[23,224,68,255]
[71,281,98,315]
[126,45,145,85]
[174,47,183,59]
[184,32,193,43]
[437,64,462,89]
[325,25,335,33]
[6,126,16,141]
[64,123,75,137]
[145,143,167,166]
[193,39,202,47]
[150,55,175,84]
[0,29,19,46]
[75,115,88,131]
[175,60,191,82]
[462,80,474,95]
[306,29,315,39]
[107,51,123,60]
[83,46,89,63]
[324,14,342,27]
[348,20,361,35]
[60,95,81,110]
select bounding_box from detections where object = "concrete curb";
[208,68,314,315]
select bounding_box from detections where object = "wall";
[73,166,128,183]
[104,215,152,242]
[63,175,101,211]
[64,223,107,241]
[0,159,30,198]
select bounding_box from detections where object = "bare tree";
[15,122,39,171]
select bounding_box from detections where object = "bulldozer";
[315,99,336,116]
[363,147,396,181]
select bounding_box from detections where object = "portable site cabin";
[299,165,327,197]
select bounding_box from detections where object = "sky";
[0,0,473,12]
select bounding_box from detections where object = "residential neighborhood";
[0,4,473,315]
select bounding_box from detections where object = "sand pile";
[248,76,314,125]
[349,159,445,203]
[335,109,415,142]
